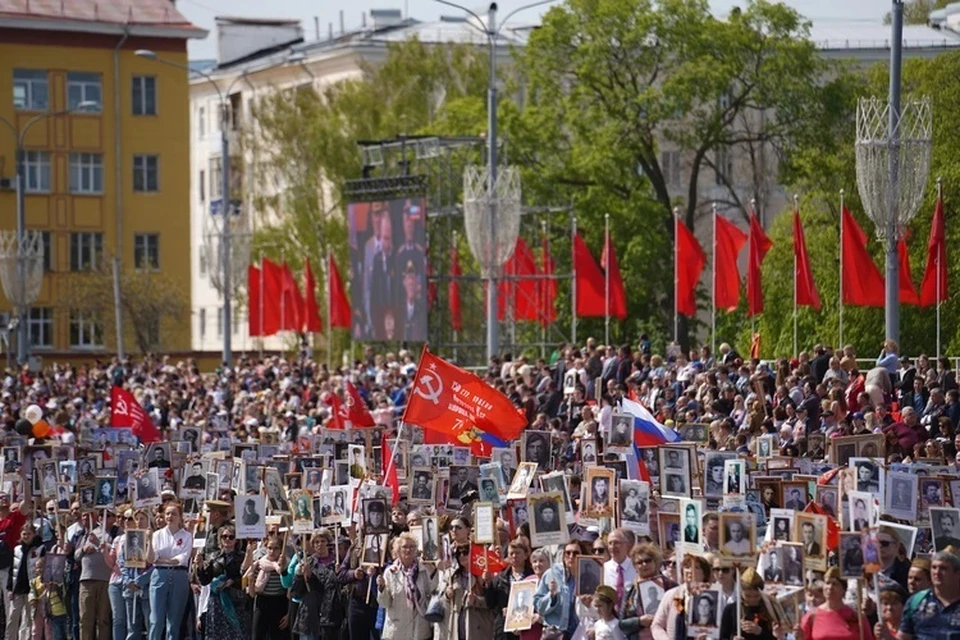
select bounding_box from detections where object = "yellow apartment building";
[0,0,205,362]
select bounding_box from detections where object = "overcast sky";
[178,0,891,59]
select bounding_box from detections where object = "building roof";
[808,20,960,51]
[0,0,207,39]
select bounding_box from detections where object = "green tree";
[884,0,951,25]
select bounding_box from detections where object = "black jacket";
[291,561,344,636]
[484,566,533,640]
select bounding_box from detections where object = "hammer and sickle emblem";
[415,372,444,405]
[344,394,355,408]
[116,398,129,415]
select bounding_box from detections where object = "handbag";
[424,592,446,624]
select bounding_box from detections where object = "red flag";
[540,234,557,327]
[898,235,920,306]
[247,265,264,336]
[426,261,438,309]
[841,207,885,307]
[303,258,323,332]
[747,212,773,317]
[636,457,651,484]
[261,258,284,335]
[573,233,605,317]
[328,255,352,328]
[280,262,304,331]
[498,239,539,322]
[381,434,400,505]
[793,209,822,311]
[714,215,747,311]
[323,391,347,429]
[470,544,507,577]
[601,228,627,320]
[675,218,706,317]
[449,246,463,332]
[920,196,947,306]
[344,380,376,427]
[110,386,161,443]
[403,347,527,443]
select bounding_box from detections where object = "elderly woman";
[197,524,252,639]
[436,544,494,640]
[484,539,533,640]
[873,584,908,640]
[718,568,786,640]
[290,530,343,640]
[799,567,874,640]
[518,547,551,640]
[377,532,437,640]
[651,555,712,640]
[621,543,669,640]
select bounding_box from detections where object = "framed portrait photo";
[718,512,755,563]
[527,491,568,548]
[838,531,865,579]
[678,498,702,548]
[618,479,650,535]
[576,556,603,596]
[235,494,266,539]
[702,452,736,498]
[768,509,794,543]
[815,485,840,520]
[794,512,828,571]
[919,478,945,511]
[447,465,480,508]
[362,498,389,534]
[779,542,804,586]
[361,533,388,566]
[521,431,551,468]
[583,467,616,518]
[930,507,960,551]
[503,581,537,633]
[506,462,538,500]
[723,459,746,496]
[847,490,877,532]
[540,472,573,519]
[637,579,664,616]
[658,512,680,553]
[607,413,634,448]
[781,481,809,512]
[124,530,148,569]
[408,467,436,506]
[688,589,720,631]
[885,471,919,521]
[420,516,440,563]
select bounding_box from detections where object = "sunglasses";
[221,535,236,540]
[593,547,606,553]
[450,524,465,530]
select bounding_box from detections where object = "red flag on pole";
[841,207,885,307]
[539,234,557,327]
[470,544,507,577]
[403,347,527,443]
[280,262,304,331]
[898,235,920,306]
[573,233,605,317]
[676,218,706,317]
[449,246,463,332]
[793,209,822,311]
[601,228,627,320]
[426,261,438,309]
[746,211,773,317]
[328,254,352,328]
[303,258,324,332]
[381,434,400,505]
[247,264,264,336]
[714,216,747,311]
[498,239,539,321]
[261,258,284,335]
[110,386,161,443]
[344,380,376,427]
[323,391,347,429]
[920,195,947,306]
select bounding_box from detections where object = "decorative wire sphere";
[855,96,932,240]
[0,230,44,308]
[463,165,522,277]
[202,230,252,296]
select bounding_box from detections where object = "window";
[143,318,160,348]
[134,233,159,270]
[132,76,156,116]
[67,72,102,112]
[69,153,103,194]
[216,307,223,337]
[70,232,103,271]
[28,308,53,348]
[199,170,205,202]
[209,157,223,199]
[199,308,206,340]
[714,146,734,186]
[39,231,52,272]
[69,312,103,348]
[133,155,159,192]
[13,70,48,111]
[23,151,51,193]
[198,107,205,137]
[661,150,682,187]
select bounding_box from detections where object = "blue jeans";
[125,591,150,640]
[108,582,127,640]
[149,568,190,640]
[50,615,68,640]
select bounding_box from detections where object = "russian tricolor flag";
[620,398,682,447]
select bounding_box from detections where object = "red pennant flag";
[303,258,323,333]
[344,381,376,427]
[676,218,706,317]
[381,434,400,505]
[279,262,304,331]
[601,228,628,320]
[793,209,822,311]
[841,207,885,307]
[470,544,507,577]
[920,196,947,307]
[403,347,527,444]
[323,391,347,429]
[747,212,773,317]
[573,233,606,317]
[247,265,264,337]
[540,234,557,327]
[498,239,539,322]
[714,215,748,311]
[328,254,352,328]
[110,386,161,443]
[449,246,463,332]
[898,235,920,306]
[261,258,284,335]
[426,261,438,309]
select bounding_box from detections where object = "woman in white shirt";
[147,502,193,640]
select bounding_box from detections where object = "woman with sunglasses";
[435,544,494,640]
[650,555,711,640]
[290,530,344,640]
[148,502,193,640]
[248,534,289,640]
[620,543,669,640]
[448,516,472,547]
[197,524,251,639]
[799,567,874,640]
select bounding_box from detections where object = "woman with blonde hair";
[377,531,436,640]
[651,554,711,640]
[621,543,669,640]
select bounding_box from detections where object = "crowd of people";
[0,336,955,640]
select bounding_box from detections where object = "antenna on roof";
[362,12,366,28]
[339,10,345,34]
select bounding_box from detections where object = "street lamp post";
[137,50,241,367]
[1,102,98,363]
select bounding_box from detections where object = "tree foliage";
[884,0,950,25]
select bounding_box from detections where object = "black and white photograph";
[639,447,659,479]
[264,467,290,513]
[291,490,315,534]
[583,467,616,518]
[885,471,918,521]
[581,439,598,465]
[521,431,551,468]
[769,509,793,542]
[608,413,634,447]
[2,447,20,474]
[38,460,58,499]
[660,447,689,473]
[235,495,266,539]
[214,459,233,488]
[782,482,809,511]
[847,491,874,532]
[509,501,529,533]
[839,531,864,578]
[680,498,701,547]
[760,547,783,583]
[619,479,650,534]
[540,472,573,518]
[363,498,390,534]
[491,448,518,478]
[507,462,538,499]
[362,533,388,566]
[527,492,568,547]
[703,452,734,498]
[658,513,680,553]
[285,473,303,492]
[480,461,510,493]
[719,513,755,560]
[420,516,440,562]
[79,484,95,510]
[146,443,172,469]
[688,590,720,629]
[124,530,148,569]
[58,460,77,487]
[815,485,839,519]
[724,459,746,495]
[446,465,480,507]
[41,553,66,584]
[576,556,603,596]
[303,468,323,493]
[795,512,828,571]
[408,467,436,505]
[179,427,200,453]
[757,478,782,511]
[321,486,351,525]
[930,507,960,551]
[179,460,207,499]
[204,474,219,502]
[756,434,776,459]
[78,457,97,484]
[504,581,537,633]
[94,476,115,507]
[919,478,944,510]
[780,543,804,586]
[56,484,71,511]
[851,457,882,495]
[637,580,664,616]
[133,469,160,507]
[679,423,709,444]
[479,477,502,507]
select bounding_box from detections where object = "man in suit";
[802,522,821,557]
[398,258,426,341]
[366,213,394,340]
[683,504,699,544]
[394,200,426,288]
[763,550,783,582]
[412,473,433,500]
[852,498,870,531]
[449,467,478,503]
[784,488,806,511]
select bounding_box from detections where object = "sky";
[177,0,891,60]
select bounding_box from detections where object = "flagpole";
[572,216,577,346]
[839,189,845,348]
[711,203,717,356]
[936,177,942,360]
[793,195,799,359]
[750,198,756,337]
[453,230,460,364]
[326,252,333,373]
[605,213,611,347]
[540,221,547,360]
[280,249,286,341]
[673,207,679,345]
[259,252,264,359]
